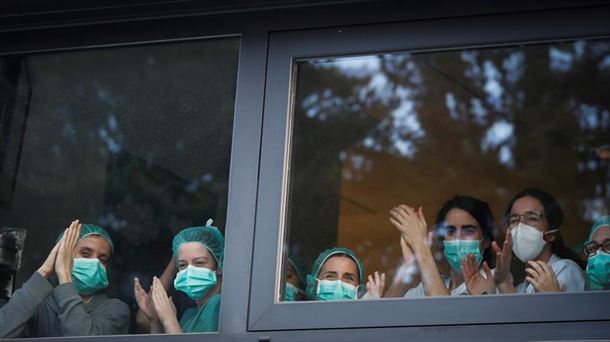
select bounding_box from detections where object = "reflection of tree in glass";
[288,40,610,281]
[0,39,239,330]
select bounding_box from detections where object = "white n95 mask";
[511,223,557,262]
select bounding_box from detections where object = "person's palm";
[134,278,158,321]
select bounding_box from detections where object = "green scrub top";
[179,294,221,333]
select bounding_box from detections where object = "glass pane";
[0,38,239,336]
[281,39,610,302]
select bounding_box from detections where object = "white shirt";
[516,253,585,293]
[403,268,495,297]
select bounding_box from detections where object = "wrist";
[37,267,50,278]
[58,271,72,284]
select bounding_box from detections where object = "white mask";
[511,223,556,262]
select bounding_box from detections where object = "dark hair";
[436,195,496,265]
[505,187,584,268]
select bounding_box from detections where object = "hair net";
[172,219,225,268]
[56,223,114,253]
[305,247,365,300]
[287,253,307,285]
[588,215,610,243]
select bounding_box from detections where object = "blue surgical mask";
[587,251,610,290]
[174,265,217,300]
[284,282,304,301]
[72,258,109,295]
[443,240,483,274]
[316,279,357,301]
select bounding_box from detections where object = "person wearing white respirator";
[305,247,385,301]
[134,219,223,333]
[0,220,130,338]
[493,188,585,293]
[389,196,497,297]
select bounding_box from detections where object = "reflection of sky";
[330,54,425,158]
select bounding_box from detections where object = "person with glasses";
[493,188,585,293]
[583,216,610,290]
[389,195,496,297]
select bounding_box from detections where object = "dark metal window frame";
[0,2,609,341]
[249,4,610,333]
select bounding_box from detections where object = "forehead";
[178,242,212,260]
[592,226,610,243]
[511,196,544,214]
[444,208,480,227]
[77,235,112,256]
[320,255,358,275]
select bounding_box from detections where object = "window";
[283,39,609,302]
[0,37,239,336]
[250,7,610,331]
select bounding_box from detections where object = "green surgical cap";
[305,247,365,300]
[588,215,610,243]
[172,219,225,268]
[56,223,114,253]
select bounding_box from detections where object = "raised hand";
[364,271,386,299]
[525,260,565,293]
[151,276,181,334]
[37,241,61,278]
[390,205,428,252]
[462,254,495,295]
[492,227,514,287]
[56,220,81,284]
[134,277,158,322]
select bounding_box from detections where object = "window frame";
[249,5,610,332]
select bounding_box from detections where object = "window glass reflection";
[282,39,610,301]
[0,38,238,336]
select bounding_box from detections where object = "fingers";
[524,267,540,279]
[527,260,545,276]
[491,241,502,255]
[380,272,386,290]
[525,276,538,289]
[482,261,493,279]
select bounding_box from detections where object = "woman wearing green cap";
[0,220,130,338]
[134,219,224,333]
[583,216,610,290]
[284,255,307,301]
[305,247,385,301]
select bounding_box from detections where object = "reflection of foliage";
[288,62,396,267]
[288,40,610,277]
[0,38,238,329]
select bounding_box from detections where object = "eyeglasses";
[583,239,610,257]
[506,211,544,228]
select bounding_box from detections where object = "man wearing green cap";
[0,220,130,338]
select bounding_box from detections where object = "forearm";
[384,263,417,297]
[159,259,177,291]
[413,243,449,296]
[0,272,53,338]
[161,317,182,334]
